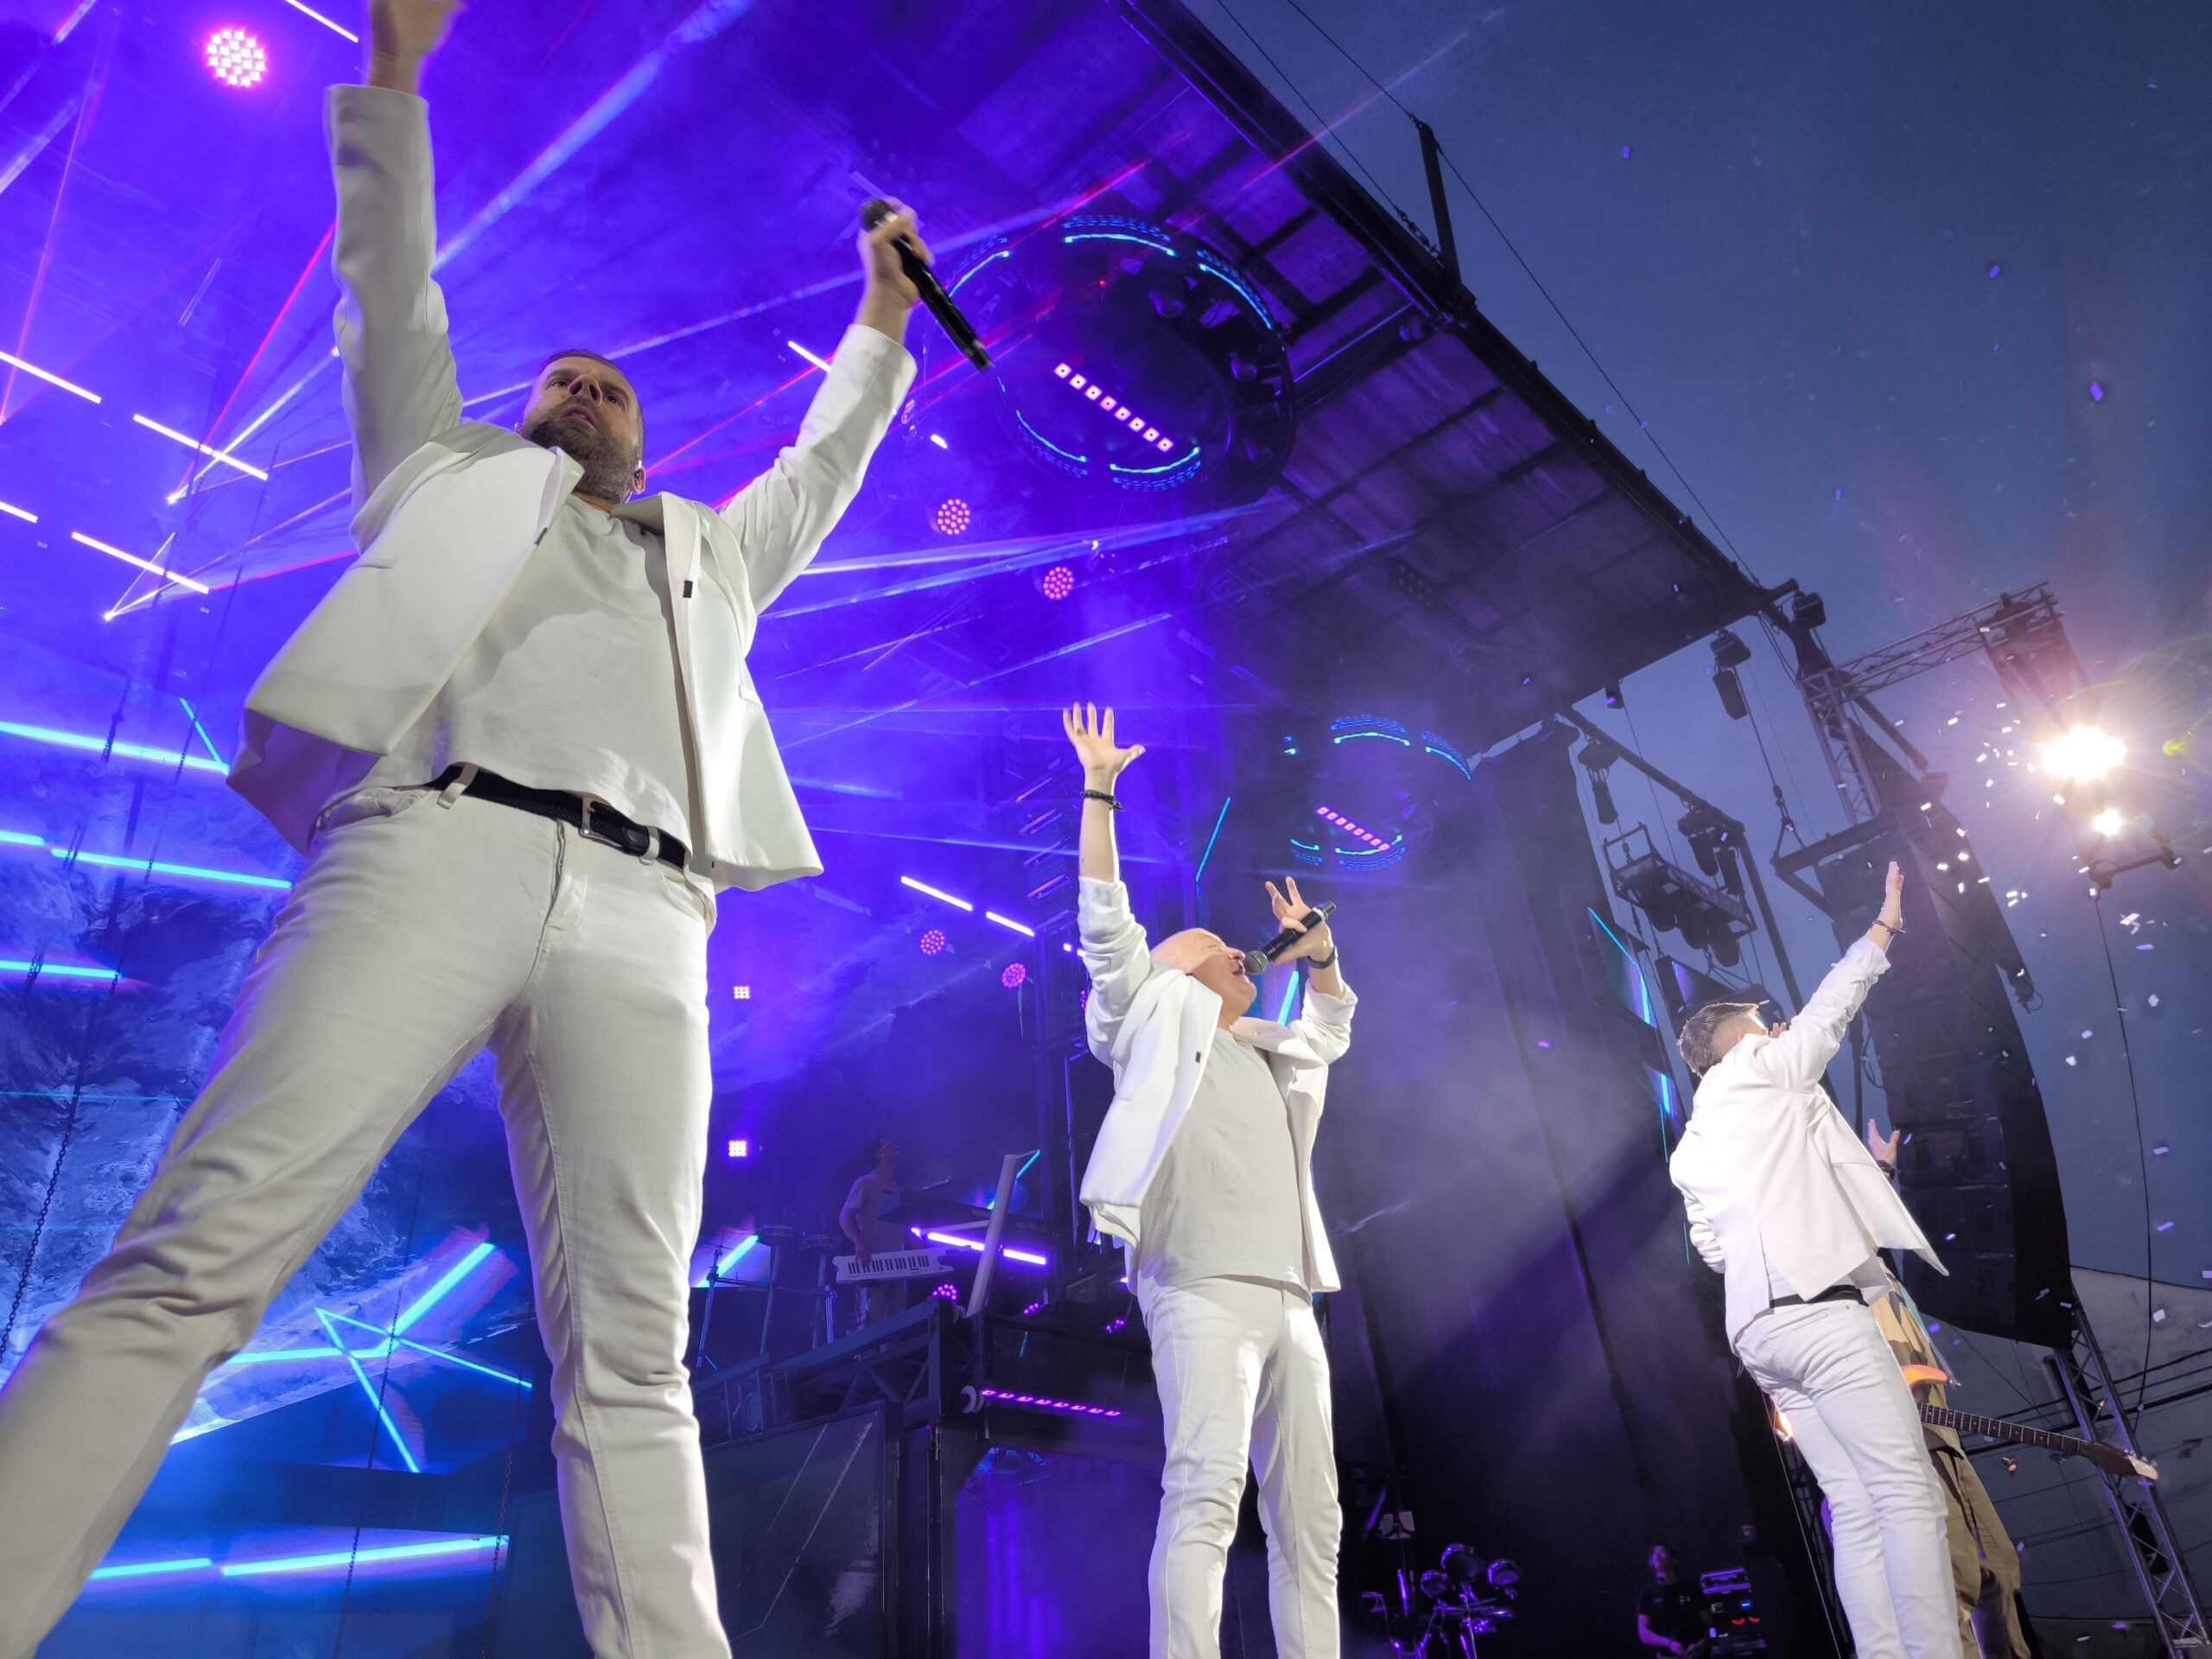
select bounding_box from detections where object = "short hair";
[1676,1000,1763,1077]
[538,347,629,382]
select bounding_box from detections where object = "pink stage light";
[919,928,947,957]
[1001,962,1027,989]
[1041,564,1074,601]
[931,498,970,537]
[206,29,267,89]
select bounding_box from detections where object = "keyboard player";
[837,1136,908,1330]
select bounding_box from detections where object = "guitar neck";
[1920,1403,2097,1461]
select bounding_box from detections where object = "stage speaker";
[1783,735,2072,1347]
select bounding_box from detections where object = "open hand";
[1063,703,1144,785]
[1264,876,1333,962]
[1879,859,1904,929]
[1866,1119,1903,1170]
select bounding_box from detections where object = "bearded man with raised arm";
[0,3,923,1651]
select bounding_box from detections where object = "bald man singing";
[1063,704,1356,1659]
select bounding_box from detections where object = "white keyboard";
[834,1248,950,1283]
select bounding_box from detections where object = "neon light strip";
[786,340,831,372]
[51,0,98,42]
[0,719,226,773]
[1332,730,1409,745]
[984,911,1034,937]
[0,829,44,846]
[1014,408,1088,466]
[280,0,359,41]
[915,1229,1048,1267]
[394,1241,497,1335]
[0,499,36,523]
[0,347,98,403]
[88,1556,214,1581]
[1194,796,1232,882]
[1063,232,1176,257]
[0,959,118,982]
[220,1535,505,1578]
[945,247,1011,296]
[1275,975,1300,1024]
[132,414,268,480]
[900,875,973,912]
[320,1308,530,1389]
[178,696,226,767]
[69,531,210,593]
[698,1231,760,1287]
[1586,906,1656,1027]
[220,1345,346,1366]
[315,1307,421,1474]
[54,850,289,889]
[1425,744,1472,780]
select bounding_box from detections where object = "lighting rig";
[1563,712,1802,1001]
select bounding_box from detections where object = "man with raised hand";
[1064,702,1356,1659]
[1669,861,1954,1659]
[0,2,920,1652]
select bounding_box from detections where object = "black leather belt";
[1770,1285,1864,1308]
[433,766,688,869]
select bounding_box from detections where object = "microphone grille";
[1241,950,1269,977]
[860,198,896,231]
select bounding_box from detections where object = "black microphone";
[860,199,990,372]
[1241,904,1336,977]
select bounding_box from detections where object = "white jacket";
[227,86,915,891]
[1074,878,1356,1293]
[1669,938,1945,1342]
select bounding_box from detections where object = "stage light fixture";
[919,928,947,956]
[2041,727,2126,784]
[1790,590,1827,631]
[1041,564,1075,600]
[785,340,831,372]
[900,874,973,912]
[1708,630,1751,721]
[1603,682,1624,709]
[132,414,268,480]
[280,0,358,41]
[2091,806,2124,837]
[0,499,37,524]
[1574,737,1623,826]
[69,531,210,593]
[985,910,1034,937]
[1001,962,1027,988]
[931,498,970,537]
[726,1138,749,1160]
[206,28,267,88]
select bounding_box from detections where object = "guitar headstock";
[2082,1441,2159,1483]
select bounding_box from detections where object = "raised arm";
[1743,861,1904,1094]
[716,207,925,612]
[331,0,466,509]
[1065,705,1154,1053]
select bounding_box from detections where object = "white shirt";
[1131,1023,1309,1300]
[359,495,695,843]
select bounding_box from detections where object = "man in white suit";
[1669,861,1955,1659]
[1063,704,1354,1659]
[0,2,919,1653]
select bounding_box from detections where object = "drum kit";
[1364,1541,1522,1656]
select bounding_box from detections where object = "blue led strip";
[220,1535,507,1578]
[0,719,226,774]
[1194,796,1233,882]
[52,849,291,890]
[315,1307,421,1474]
[0,958,120,982]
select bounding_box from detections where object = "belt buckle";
[578,797,615,850]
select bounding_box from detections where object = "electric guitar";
[1769,1375,2159,1484]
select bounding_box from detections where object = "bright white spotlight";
[2090,806,2124,838]
[2041,728,2126,783]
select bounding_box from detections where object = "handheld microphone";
[1241,904,1336,977]
[860,199,991,372]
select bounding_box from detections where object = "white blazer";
[1074,878,1355,1293]
[1669,938,1945,1343]
[227,87,915,892]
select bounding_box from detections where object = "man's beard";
[523,406,641,502]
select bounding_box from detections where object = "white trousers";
[1736,1301,1955,1659]
[1142,1275,1340,1659]
[0,786,728,1659]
